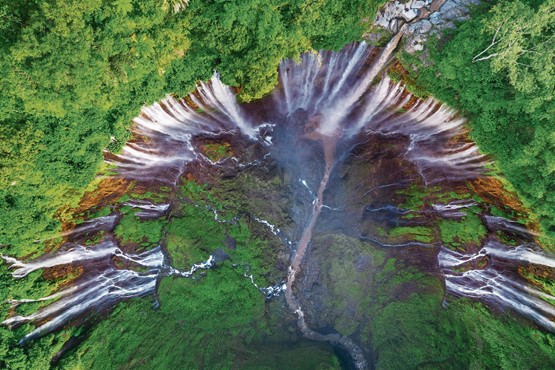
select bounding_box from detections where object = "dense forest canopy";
[0,0,382,251]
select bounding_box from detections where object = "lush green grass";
[59,204,336,369]
[365,248,555,369]
[388,226,434,243]
[371,293,555,369]
[114,208,165,248]
[439,209,488,249]
[311,233,555,369]
[398,184,429,210]
[59,273,340,369]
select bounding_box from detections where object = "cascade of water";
[274,45,485,183]
[167,255,215,277]
[440,241,555,270]
[432,200,477,219]
[108,73,253,182]
[484,215,540,237]
[1,235,224,344]
[35,215,120,243]
[2,239,120,278]
[318,29,406,136]
[8,269,160,345]
[439,242,555,331]
[2,240,165,344]
[245,273,287,299]
[103,37,488,189]
[124,200,171,219]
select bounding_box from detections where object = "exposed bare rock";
[372,0,481,53]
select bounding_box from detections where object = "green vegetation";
[439,209,488,249]
[56,174,338,369]
[202,142,232,162]
[400,0,555,246]
[371,293,555,369]
[59,278,340,369]
[114,209,165,248]
[388,226,433,243]
[166,180,274,277]
[522,269,555,304]
[398,184,428,210]
[0,265,85,369]
[0,0,189,248]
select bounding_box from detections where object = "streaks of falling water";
[109,41,488,186]
[1,235,218,345]
[2,239,164,345]
[34,214,120,243]
[318,30,406,136]
[432,200,477,219]
[124,200,171,219]
[278,35,408,369]
[106,72,255,183]
[274,48,486,185]
[483,215,540,237]
[2,238,121,278]
[439,241,555,332]
[245,273,287,299]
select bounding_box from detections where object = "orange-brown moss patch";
[470,177,528,215]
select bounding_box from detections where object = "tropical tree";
[473,0,554,100]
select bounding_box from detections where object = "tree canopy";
[473,0,554,105]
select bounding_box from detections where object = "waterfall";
[439,242,555,332]
[3,32,547,369]
[1,235,226,345]
[2,239,164,344]
[107,72,254,183]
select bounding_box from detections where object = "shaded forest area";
[0,0,382,252]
